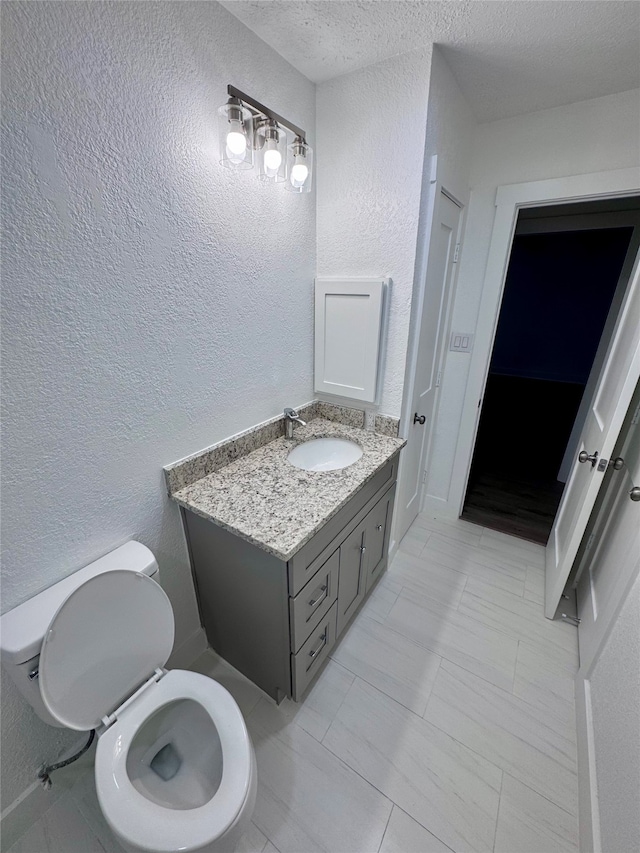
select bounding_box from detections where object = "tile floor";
[6,513,580,853]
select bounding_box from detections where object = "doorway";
[461,198,640,544]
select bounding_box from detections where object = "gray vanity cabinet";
[365,488,394,592]
[336,519,368,635]
[181,456,398,703]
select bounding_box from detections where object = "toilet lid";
[39,570,175,730]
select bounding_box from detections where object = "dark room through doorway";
[462,197,640,544]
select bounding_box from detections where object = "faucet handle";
[284,407,298,418]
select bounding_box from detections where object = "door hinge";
[436,370,442,388]
[422,469,428,483]
[453,243,461,263]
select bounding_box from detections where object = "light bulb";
[290,160,309,188]
[226,120,247,160]
[226,131,246,156]
[264,145,282,174]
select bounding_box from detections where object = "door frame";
[449,167,640,520]
[393,154,466,553]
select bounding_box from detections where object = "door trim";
[449,167,640,520]
[575,675,601,853]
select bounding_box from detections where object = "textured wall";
[403,46,475,510]
[426,88,640,511]
[316,47,433,416]
[1,0,315,809]
[590,570,640,853]
[421,47,476,206]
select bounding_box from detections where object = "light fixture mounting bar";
[227,85,306,140]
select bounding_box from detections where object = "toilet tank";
[0,541,159,727]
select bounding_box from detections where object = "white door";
[545,252,640,618]
[396,193,461,541]
[576,387,640,670]
[573,388,640,852]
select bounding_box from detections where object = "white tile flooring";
[7,514,580,853]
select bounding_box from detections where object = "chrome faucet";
[284,407,306,439]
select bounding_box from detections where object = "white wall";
[425,88,640,512]
[0,0,315,810]
[421,47,476,207]
[316,47,433,417]
[590,568,640,853]
[393,46,475,542]
[401,45,475,459]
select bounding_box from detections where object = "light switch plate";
[449,332,474,353]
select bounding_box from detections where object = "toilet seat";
[39,569,175,730]
[96,668,253,853]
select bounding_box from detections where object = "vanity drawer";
[291,602,337,699]
[290,549,339,653]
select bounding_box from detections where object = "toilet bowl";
[0,543,256,853]
[96,670,257,853]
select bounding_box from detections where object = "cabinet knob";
[376,524,383,531]
[360,545,366,553]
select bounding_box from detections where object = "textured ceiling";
[219,1,640,121]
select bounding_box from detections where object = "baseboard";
[388,538,398,562]
[575,672,601,853]
[168,626,208,669]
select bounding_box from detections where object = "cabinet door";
[314,278,387,403]
[336,519,367,636]
[365,490,393,593]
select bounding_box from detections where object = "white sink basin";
[287,437,363,472]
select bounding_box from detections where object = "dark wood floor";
[461,472,565,545]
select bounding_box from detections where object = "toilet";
[0,542,257,853]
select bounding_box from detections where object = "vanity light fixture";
[217,97,254,170]
[218,85,313,193]
[286,136,313,194]
[256,118,287,183]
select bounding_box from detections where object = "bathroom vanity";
[165,406,404,702]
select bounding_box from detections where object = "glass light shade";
[218,100,253,170]
[256,120,287,183]
[285,139,313,193]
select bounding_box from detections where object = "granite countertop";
[171,418,405,561]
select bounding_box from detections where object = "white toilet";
[0,542,257,853]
